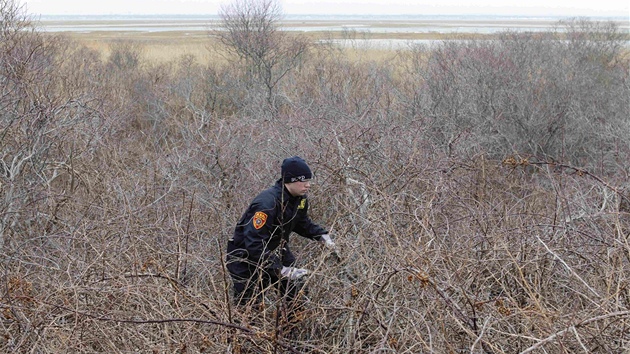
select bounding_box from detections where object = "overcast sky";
[21,0,628,17]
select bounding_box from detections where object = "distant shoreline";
[33,14,630,63]
[34,14,629,36]
[34,13,629,20]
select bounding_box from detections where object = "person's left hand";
[320,234,335,249]
[320,233,342,261]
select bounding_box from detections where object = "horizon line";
[33,12,628,19]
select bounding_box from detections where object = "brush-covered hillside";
[1,0,629,352]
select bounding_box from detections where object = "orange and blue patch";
[253,211,268,230]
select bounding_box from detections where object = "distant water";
[34,14,629,34]
[36,14,628,21]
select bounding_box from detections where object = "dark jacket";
[229,179,327,271]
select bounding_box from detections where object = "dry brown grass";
[54,31,222,64]
[46,27,489,64]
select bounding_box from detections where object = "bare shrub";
[1,7,628,352]
[215,0,311,114]
[400,19,629,171]
[107,40,143,73]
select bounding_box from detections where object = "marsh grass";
[58,31,223,64]
[47,16,629,65]
[49,26,493,64]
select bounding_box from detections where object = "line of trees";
[1,0,628,352]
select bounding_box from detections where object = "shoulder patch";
[252,211,268,230]
[298,199,306,209]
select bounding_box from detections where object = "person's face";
[286,180,311,197]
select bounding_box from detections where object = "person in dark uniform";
[226,156,335,316]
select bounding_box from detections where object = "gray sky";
[22,0,629,17]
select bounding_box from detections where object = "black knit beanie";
[281,156,312,183]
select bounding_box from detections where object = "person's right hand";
[281,266,308,280]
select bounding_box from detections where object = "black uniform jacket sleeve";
[234,188,281,269]
[292,197,328,240]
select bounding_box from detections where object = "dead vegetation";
[1,0,629,352]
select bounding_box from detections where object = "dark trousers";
[226,246,305,316]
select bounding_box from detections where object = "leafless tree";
[1,0,55,249]
[216,0,310,113]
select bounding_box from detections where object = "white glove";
[320,234,335,249]
[280,266,308,280]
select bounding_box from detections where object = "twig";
[524,160,630,207]
[29,300,302,354]
[519,310,630,354]
[470,317,492,354]
[535,235,600,298]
